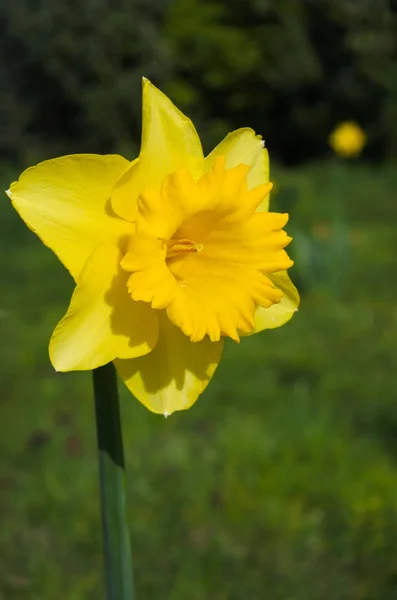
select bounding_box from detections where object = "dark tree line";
[1,0,396,165]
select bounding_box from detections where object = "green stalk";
[93,362,134,600]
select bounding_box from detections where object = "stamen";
[165,238,203,258]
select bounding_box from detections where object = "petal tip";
[49,351,68,373]
[49,336,76,373]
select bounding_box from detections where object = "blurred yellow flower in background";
[329,121,366,158]
[7,79,299,415]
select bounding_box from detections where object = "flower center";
[165,238,203,258]
[120,156,293,343]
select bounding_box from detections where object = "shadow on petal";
[50,243,157,370]
[104,263,159,359]
[114,313,224,414]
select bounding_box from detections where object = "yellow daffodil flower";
[329,121,366,158]
[7,78,299,415]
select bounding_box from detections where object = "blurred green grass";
[1,161,397,600]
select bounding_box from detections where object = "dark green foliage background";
[2,161,397,599]
[2,1,397,598]
[1,0,397,164]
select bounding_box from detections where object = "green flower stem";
[93,363,134,600]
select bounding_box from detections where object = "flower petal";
[114,313,223,415]
[250,270,300,333]
[111,78,204,222]
[50,244,158,371]
[204,128,270,210]
[7,154,132,280]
